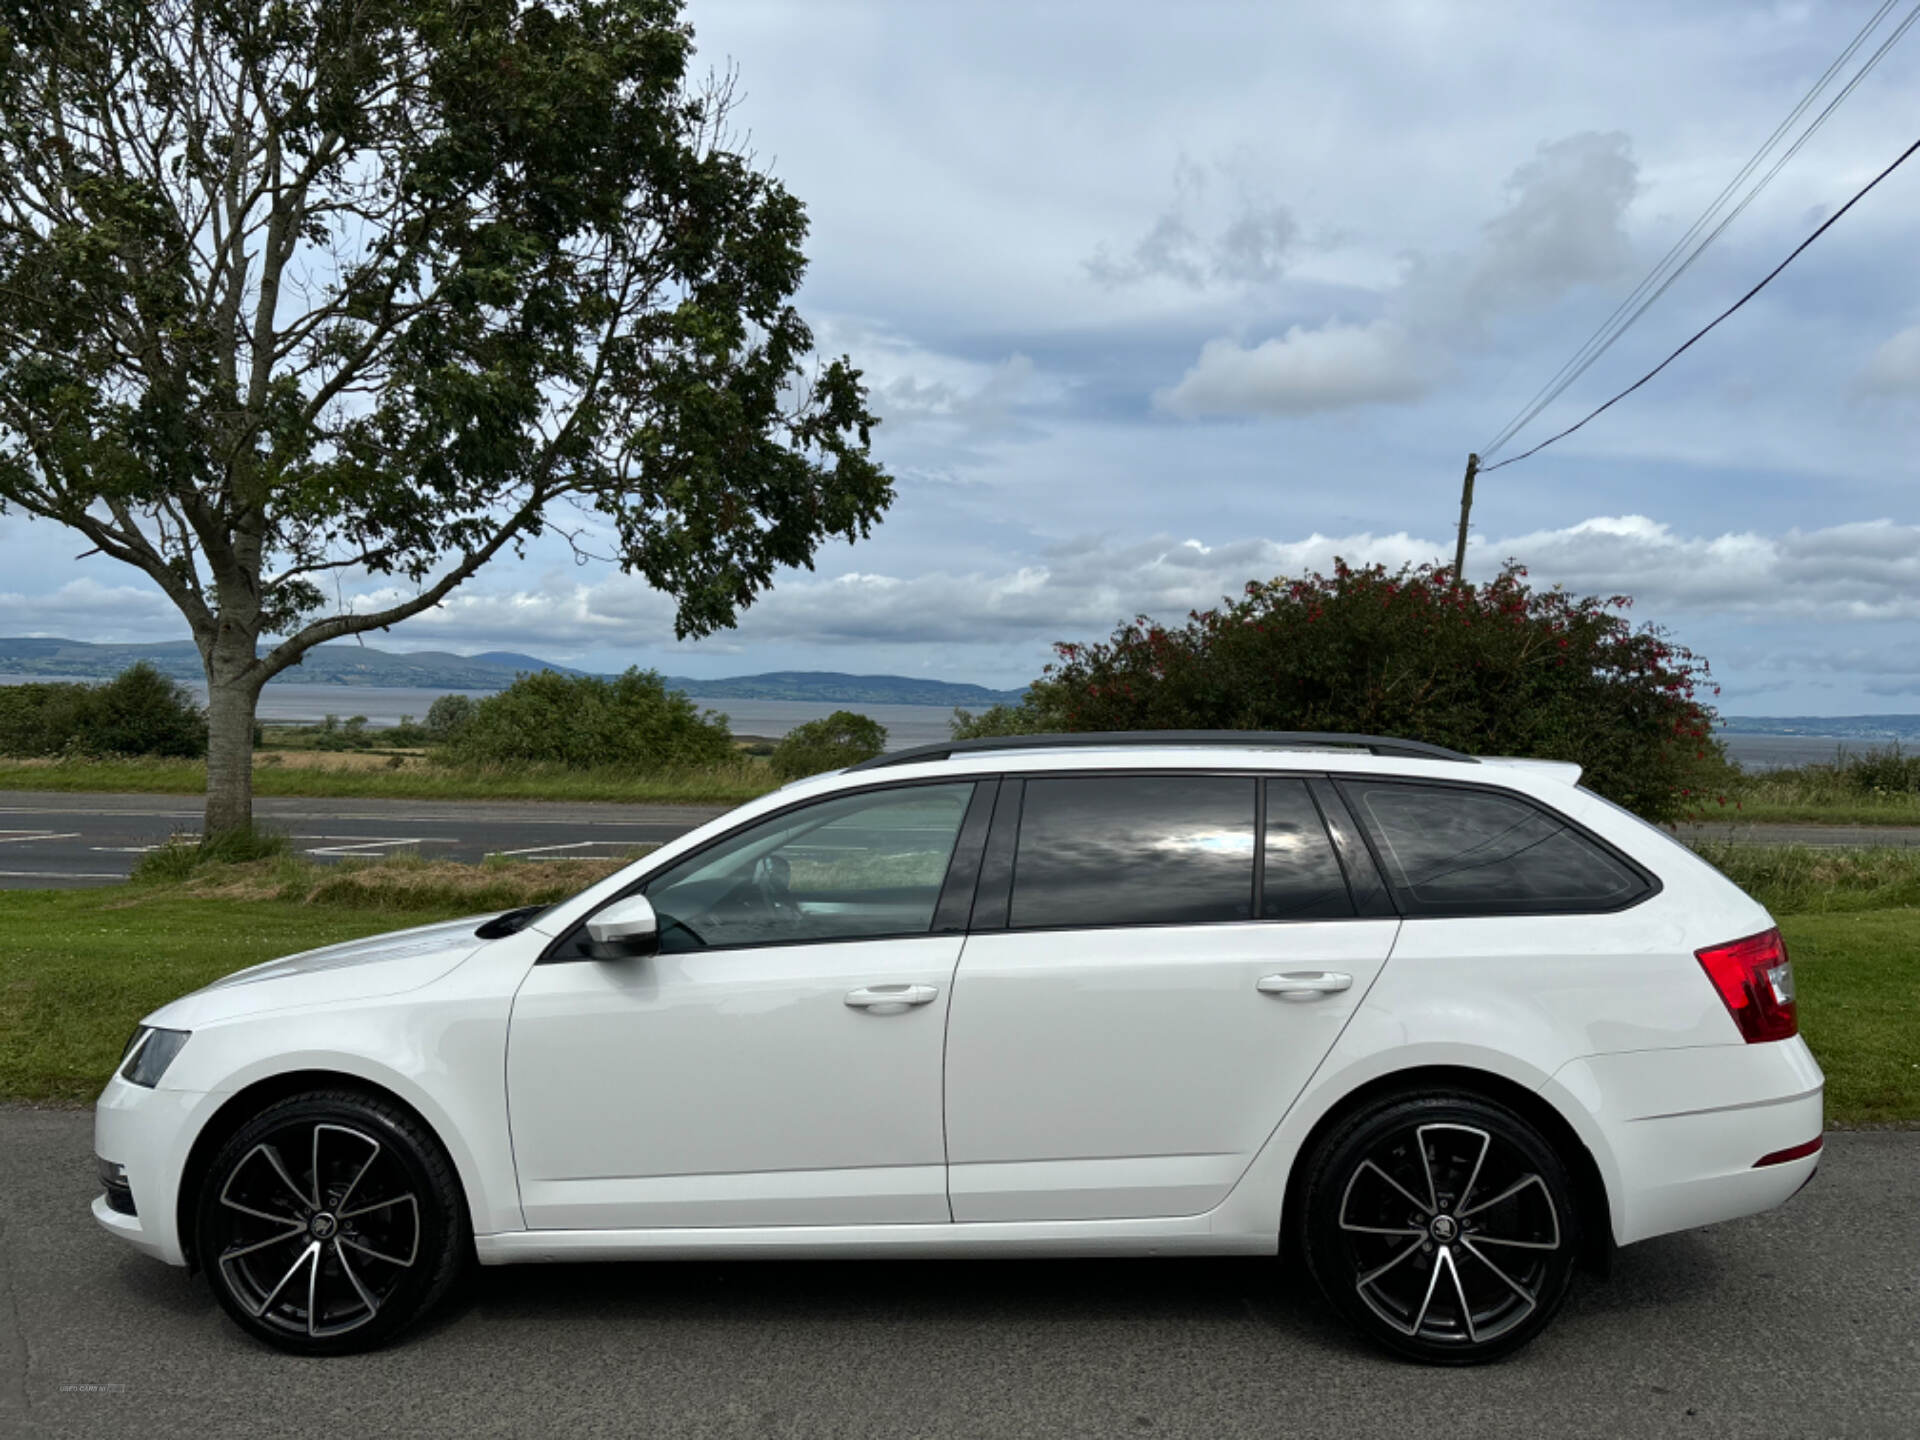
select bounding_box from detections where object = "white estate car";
[94,732,1823,1363]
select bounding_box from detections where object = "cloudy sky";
[6,0,1920,712]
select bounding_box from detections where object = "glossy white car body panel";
[507,934,962,1228]
[92,742,1824,1281]
[944,919,1398,1220]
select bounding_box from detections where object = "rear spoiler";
[1477,757,1583,786]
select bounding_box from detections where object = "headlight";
[119,1027,191,1088]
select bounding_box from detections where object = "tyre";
[1300,1093,1581,1364]
[194,1088,469,1355]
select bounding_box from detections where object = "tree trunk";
[202,631,264,839]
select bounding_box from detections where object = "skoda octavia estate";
[94,732,1823,1363]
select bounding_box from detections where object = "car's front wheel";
[1301,1093,1582,1364]
[195,1088,469,1354]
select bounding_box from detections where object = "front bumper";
[92,1075,208,1267]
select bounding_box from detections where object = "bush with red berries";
[955,561,1725,821]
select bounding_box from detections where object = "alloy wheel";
[1335,1121,1563,1347]
[211,1121,422,1340]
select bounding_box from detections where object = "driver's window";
[644,782,977,952]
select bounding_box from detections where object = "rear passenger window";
[1011,775,1254,928]
[1340,781,1650,915]
[1262,780,1354,919]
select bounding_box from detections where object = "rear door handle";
[844,983,939,1011]
[1256,971,1353,998]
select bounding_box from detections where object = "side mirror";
[583,894,659,960]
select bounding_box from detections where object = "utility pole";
[1452,452,1479,585]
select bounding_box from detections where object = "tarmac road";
[1,789,1915,890]
[0,1108,1915,1440]
[0,791,731,888]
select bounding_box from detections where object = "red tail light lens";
[1695,928,1797,1043]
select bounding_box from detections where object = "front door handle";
[844,983,939,1011]
[1256,971,1353,998]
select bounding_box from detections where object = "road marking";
[485,840,612,858]
[0,870,124,880]
[0,831,83,844]
[295,835,449,857]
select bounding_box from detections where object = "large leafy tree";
[0,0,889,833]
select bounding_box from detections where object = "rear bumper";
[1553,1036,1824,1246]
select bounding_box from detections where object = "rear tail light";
[1695,928,1797,1043]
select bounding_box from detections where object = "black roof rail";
[846,730,1478,772]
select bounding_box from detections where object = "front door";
[943,773,1399,1222]
[508,780,985,1230]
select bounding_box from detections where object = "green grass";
[1780,910,1920,1128]
[0,756,776,805]
[1,873,1915,1120]
[1691,842,1920,915]
[0,891,469,1102]
[1720,753,1920,826]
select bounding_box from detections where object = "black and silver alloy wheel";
[1303,1095,1581,1364]
[197,1090,468,1354]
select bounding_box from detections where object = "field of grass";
[1778,910,1920,1128]
[1,845,1914,1118]
[0,891,471,1102]
[1718,753,1920,826]
[1693,843,1920,915]
[0,755,776,805]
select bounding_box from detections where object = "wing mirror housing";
[583,894,660,960]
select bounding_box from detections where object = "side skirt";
[476,1215,1277,1265]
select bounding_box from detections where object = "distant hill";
[0,636,587,690]
[0,637,1024,708]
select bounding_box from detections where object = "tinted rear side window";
[1262,779,1354,919]
[1340,781,1651,915]
[1012,775,1254,928]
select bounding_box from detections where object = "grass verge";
[1692,843,1920,915]
[0,755,776,805]
[1779,910,1920,1128]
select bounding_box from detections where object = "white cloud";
[1859,325,1920,393]
[335,516,1920,658]
[0,578,179,639]
[1165,131,1640,418]
[1084,160,1298,290]
[1155,322,1428,416]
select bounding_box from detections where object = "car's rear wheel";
[195,1088,468,1355]
[1301,1093,1581,1364]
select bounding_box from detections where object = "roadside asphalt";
[1,1109,1914,1440]
[1,789,1915,890]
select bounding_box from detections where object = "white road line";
[0,831,83,844]
[0,870,124,880]
[484,840,607,858]
[297,836,451,857]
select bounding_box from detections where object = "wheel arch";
[1278,1064,1615,1273]
[175,1068,473,1271]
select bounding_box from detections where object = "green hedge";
[0,662,207,758]
[435,668,734,771]
[955,561,1727,822]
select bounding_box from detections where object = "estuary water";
[0,673,1886,767]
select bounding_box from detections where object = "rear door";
[942,773,1400,1222]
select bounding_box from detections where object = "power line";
[1479,0,1918,462]
[1481,129,1920,474]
